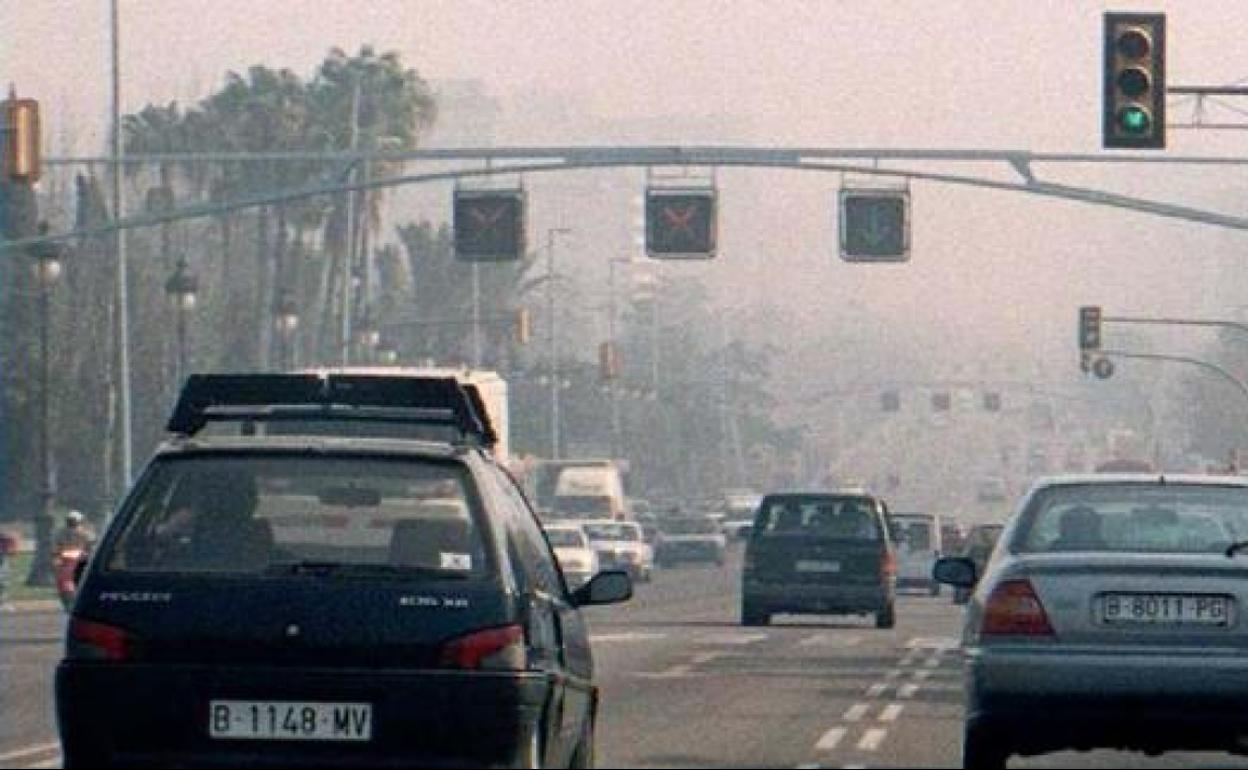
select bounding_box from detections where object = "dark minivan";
[741,492,897,628]
[56,373,632,768]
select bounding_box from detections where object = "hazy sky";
[7,1,1248,398]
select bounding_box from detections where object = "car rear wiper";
[1224,541,1248,558]
[265,560,470,579]
[265,560,348,576]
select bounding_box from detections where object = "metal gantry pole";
[339,77,361,365]
[111,0,133,488]
[29,283,53,586]
[472,263,482,368]
[548,229,559,459]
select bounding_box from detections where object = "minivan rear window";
[754,497,881,540]
[104,454,490,578]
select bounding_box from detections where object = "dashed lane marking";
[815,726,847,751]
[923,656,941,668]
[856,727,888,752]
[691,650,724,665]
[879,703,903,722]
[798,633,862,648]
[912,669,932,681]
[697,632,768,645]
[631,663,692,679]
[905,636,959,650]
[842,703,869,722]
[865,682,888,698]
[589,632,668,643]
[898,682,920,699]
[883,668,903,680]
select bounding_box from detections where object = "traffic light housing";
[645,189,716,259]
[880,390,900,412]
[3,97,41,182]
[839,190,909,262]
[598,341,621,381]
[932,392,951,412]
[1079,306,1103,351]
[1103,12,1166,149]
[983,392,1002,412]
[515,308,532,345]
[453,189,526,261]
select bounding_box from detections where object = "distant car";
[741,492,897,628]
[543,523,600,590]
[655,516,726,566]
[951,523,1003,605]
[721,491,761,540]
[56,372,633,769]
[935,473,1248,768]
[580,520,654,583]
[890,512,943,596]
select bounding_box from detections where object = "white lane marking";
[0,743,60,762]
[589,632,668,643]
[899,651,919,666]
[906,635,959,650]
[843,703,870,722]
[698,632,767,645]
[879,703,904,722]
[815,726,847,751]
[691,651,724,665]
[898,683,920,699]
[883,668,903,680]
[632,663,692,679]
[865,682,888,698]
[912,669,932,681]
[924,656,941,668]
[857,728,888,751]
[799,633,862,648]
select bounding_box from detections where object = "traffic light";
[983,392,1002,412]
[839,190,909,262]
[1078,306,1102,351]
[932,392,951,412]
[880,390,900,412]
[452,189,526,261]
[645,189,716,259]
[3,96,41,182]
[515,308,532,345]
[598,341,621,381]
[1103,12,1166,149]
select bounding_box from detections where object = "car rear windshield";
[552,495,613,516]
[583,523,641,542]
[546,528,587,548]
[892,517,933,550]
[103,453,491,578]
[754,497,882,540]
[662,517,720,535]
[1015,483,1248,555]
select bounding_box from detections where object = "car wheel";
[741,601,770,627]
[568,716,595,769]
[875,602,896,629]
[962,724,1009,769]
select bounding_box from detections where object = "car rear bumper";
[742,581,892,614]
[657,542,722,562]
[57,662,554,768]
[967,645,1248,755]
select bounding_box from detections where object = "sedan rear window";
[104,454,490,577]
[1015,483,1248,554]
[754,497,881,541]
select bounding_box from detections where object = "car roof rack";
[166,373,498,449]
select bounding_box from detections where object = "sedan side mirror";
[933,556,977,588]
[571,569,633,607]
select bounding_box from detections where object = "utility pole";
[547,228,571,458]
[111,0,133,489]
[338,76,361,365]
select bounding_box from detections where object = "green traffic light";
[1117,106,1151,135]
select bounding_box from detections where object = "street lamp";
[273,290,300,371]
[164,257,198,385]
[28,224,65,587]
[546,228,573,459]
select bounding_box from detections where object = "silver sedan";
[935,473,1248,769]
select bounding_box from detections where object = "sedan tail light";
[881,549,897,580]
[67,618,136,662]
[981,579,1054,637]
[438,624,526,670]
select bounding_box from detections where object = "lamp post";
[164,257,198,386]
[273,290,300,371]
[546,228,573,459]
[27,227,64,587]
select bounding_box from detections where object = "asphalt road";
[5,545,1248,768]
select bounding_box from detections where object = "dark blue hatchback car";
[56,373,631,769]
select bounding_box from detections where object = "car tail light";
[981,579,1054,636]
[67,618,136,662]
[438,624,526,670]
[881,549,897,580]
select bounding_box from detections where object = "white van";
[550,463,629,521]
[890,512,943,596]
